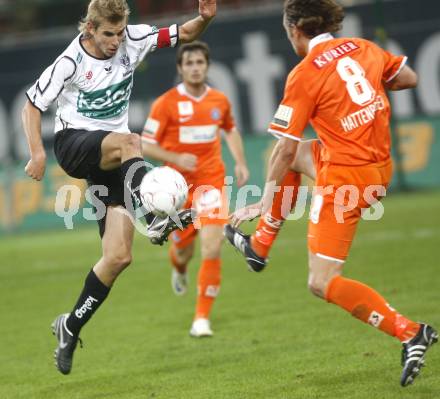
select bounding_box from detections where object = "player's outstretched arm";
[22,100,46,181]
[261,138,298,213]
[385,65,418,91]
[229,138,298,228]
[179,0,216,43]
[223,128,249,187]
[141,140,197,172]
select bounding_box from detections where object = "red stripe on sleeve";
[157,28,171,49]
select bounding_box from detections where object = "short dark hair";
[284,0,344,37]
[176,41,210,65]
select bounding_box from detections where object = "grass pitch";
[0,190,439,399]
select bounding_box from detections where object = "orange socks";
[195,258,221,319]
[326,276,420,342]
[251,170,301,258]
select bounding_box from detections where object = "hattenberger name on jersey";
[340,95,385,133]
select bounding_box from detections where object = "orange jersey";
[269,34,407,166]
[142,83,235,186]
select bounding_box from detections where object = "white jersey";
[26,24,178,133]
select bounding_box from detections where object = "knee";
[122,133,141,151]
[174,246,194,265]
[106,250,132,274]
[201,238,222,259]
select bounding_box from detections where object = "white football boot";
[190,318,213,337]
[171,269,188,296]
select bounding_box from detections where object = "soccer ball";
[140,166,189,217]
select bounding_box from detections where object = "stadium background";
[0,0,439,232]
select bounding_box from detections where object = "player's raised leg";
[100,132,194,243]
[308,250,438,386]
[225,140,317,271]
[52,206,134,375]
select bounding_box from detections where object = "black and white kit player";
[22,0,217,375]
[26,22,189,240]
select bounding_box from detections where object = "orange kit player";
[225,0,437,386]
[142,41,249,337]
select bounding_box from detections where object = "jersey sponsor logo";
[178,101,194,116]
[340,95,385,132]
[272,104,293,128]
[179,125,217,144]
[211,107,221,121]
[313,41,359,69]
[77,76,133,119]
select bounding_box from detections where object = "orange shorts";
[170,177,228,249]
[307,141,393,262]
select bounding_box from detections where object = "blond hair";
[78,0,130,35]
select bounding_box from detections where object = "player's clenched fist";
[199,0,216,20]
[176,153,198,172]
[25,155,46,181]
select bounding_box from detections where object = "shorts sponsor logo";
[75,296,98,319]
[77,76,133,119]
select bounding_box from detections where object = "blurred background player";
[225,0,437,386]
[142,41,249,337]
[22,0,217,374]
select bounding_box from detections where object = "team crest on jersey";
[120,54,133,77]
[85,71,93,80]
[211,108,221,121]
[120,54,131,69]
